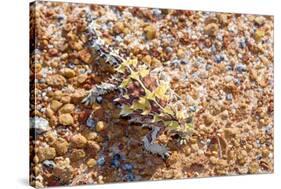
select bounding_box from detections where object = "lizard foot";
[143,140,171,159]
[81,89,96,106]
[82,83,117,105]
[170,132,189,146]
[142,132,171,159]
[178,136,188,145]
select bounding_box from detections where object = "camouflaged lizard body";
[82,10,191,159]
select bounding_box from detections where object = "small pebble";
[59,113,74,126]
[205,64,212,70]
[123,163,133,171]
[254,29,265,41]
[113,153,121,160]
[189,105,197,112]
[171,59,180,66]
[37,147,56,162]
[87,141,101,153]
[254,16,265,26]
[226,93,233,101]
[86,116,96,128]
[30,117,50,135]
[165,47,173,53]
[71,134,88,148]
[224,75,233,83]
[96,121,106,132]
[111,159,120,168]
[203,113,214,126]
[236,64,247,73]
[70,149,86,161]
[226,65,233,71]
[67,63,75,69]
[59,104,75,114]
[239,39,247,49]
[144,25,157,40]
[152,9,162,17]
[77,74,88,84]
[53,138,69,156]
[50,100,63,112]
[142,55,152,65]
[180,59,189,65]
[214,54,224,63]
[126,172,136,181]
[97,156,105,166]
[87,158,97,168]
[61,68,76,78]
[204,23,219,36]
[248,162,260,174]
[43,160,56,169]
[46,74,66,87]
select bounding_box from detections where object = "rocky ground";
[30,1,274,188]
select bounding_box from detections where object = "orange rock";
[71,134,87,148]
[79,49,92,64]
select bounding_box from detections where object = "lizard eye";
[96,96,103,104]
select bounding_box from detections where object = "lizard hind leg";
[142,126,171,159]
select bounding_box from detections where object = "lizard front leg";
[82,82,117,106]
[142,126,171,159]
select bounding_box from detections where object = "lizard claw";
[81,83,117,106]
[163,150,171,159]
[171,132,189,146]
[179,137,188,145]
[82,90,95,106]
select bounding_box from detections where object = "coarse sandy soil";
[29,1,274,188]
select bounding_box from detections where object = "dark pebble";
[126,172,136,181]
[111,159,120,168]
[189,105,197,112]
[123,163,133,171]
[57,14,65,22]
[67,63,75,69]
[152,9,162,17]
[234,78,241,85]
[256,154,262,160]
[43,160,56,169]
[171,59,180,66]
[211,45,216,53]
[87,118,96,128]
[180,60,189,65]
[86,116,96,128]
[97,156,105,166]
[205,64,212,71]
[113,153,121,160]
[166,47,173,53]
[226,93,233,101]
[239,40,246,49]
[226,65,233,71]
[214,54,224,63]
[236,64,247,73]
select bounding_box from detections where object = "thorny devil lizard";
[81,11,194,159]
